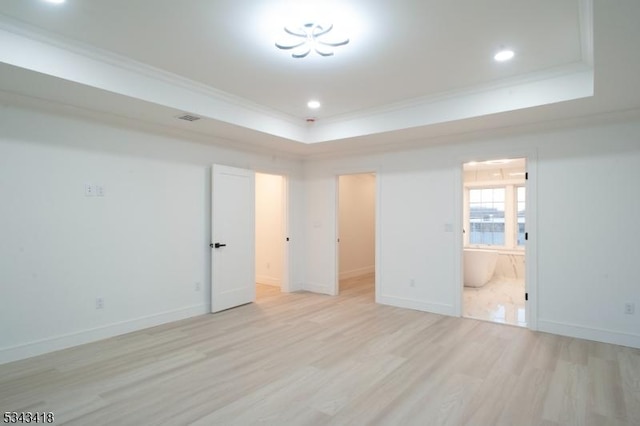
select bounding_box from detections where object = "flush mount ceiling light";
[275,22,349,58]
[307,100,321,109]
[43,0,65,3]
[494,49,515,62]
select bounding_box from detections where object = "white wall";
[303,116,640,348]
[338,174,376,280]
[0,104,304,364]
[255,173,284,287]
[2,102,639,366]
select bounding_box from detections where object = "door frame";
[454,150,538,330]
[334,169,381,298]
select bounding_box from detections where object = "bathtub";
[463,249,498,287]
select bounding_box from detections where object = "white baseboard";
[256,275,281,287]
[0,304,209,365]
[304,282,335,296]
[538,319,640,349]
[377,294,454,316]
[288,282,304,292]
[339,265,375,280]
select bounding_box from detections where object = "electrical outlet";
[85,183,95,197]
[409,278,415,287]
[95,297,104,309]
[96,185,105,197]
[624,302,635,315]
[194,282,201,291]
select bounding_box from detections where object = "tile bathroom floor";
[463,276,526,327]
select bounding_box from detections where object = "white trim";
[377,295,454,317]
[304,282,334,296]
[538,319,640,349]
[0,22,308,143]
[375,169,383,310]
[524,155,538,330]
[309,68,594,143]
[319,64,592,126]
[0,16,300,125]
[334,175,340,296]
[453,165,463,317]
[0,304,208,365]
[579,0,594,66]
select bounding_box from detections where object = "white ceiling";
[0,0,639,157]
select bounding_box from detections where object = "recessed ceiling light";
[494,49,515,62]
[307,100,321,109]
[44,0,66,4]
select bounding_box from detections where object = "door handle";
[212,242,227,248]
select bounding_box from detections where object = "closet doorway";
[255,172,288,299]
[336,173,377,298]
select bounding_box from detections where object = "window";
[465,185,525,249]
[517,186,526,246]
[469,188,505,245]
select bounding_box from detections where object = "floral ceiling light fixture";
[275,22,349,58]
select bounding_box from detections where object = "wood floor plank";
[1,277,639,425]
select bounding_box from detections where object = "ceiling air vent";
[176,113,201,122]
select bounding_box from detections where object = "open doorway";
[336,173,376,299]
[462,158,527,327]
[255,172,287,301]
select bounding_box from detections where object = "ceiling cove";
[0,0,593,145]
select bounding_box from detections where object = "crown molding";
[0,0,594,146]
[0,15,302,125]
[319,61,593,127]
[0,15,310,141]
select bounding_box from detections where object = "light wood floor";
[1,274,639,425]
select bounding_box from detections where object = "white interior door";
[211,164,255,313]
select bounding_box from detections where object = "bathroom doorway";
[336,173,376,298]
[461,158,527,327]
[255,172,288,300]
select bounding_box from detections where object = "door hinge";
[286,237,290,242]
[525,172,529,180]
[525,232,529,241]
[525,292,529,301]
